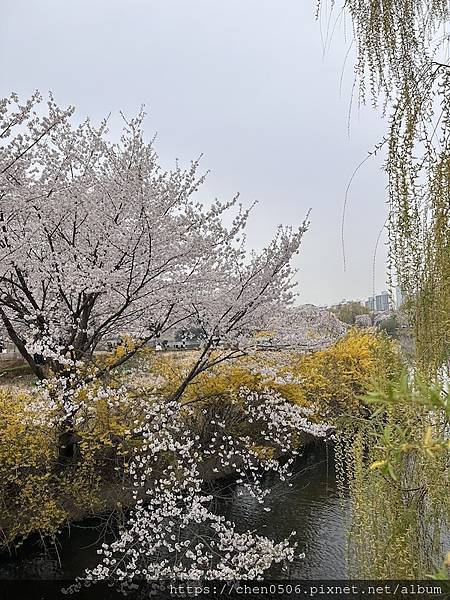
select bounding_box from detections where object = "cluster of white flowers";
[64,399,278,585]
[264,304,349,351]
[240,387,334,443]
[23,392,58,428]
[62,384,333,588]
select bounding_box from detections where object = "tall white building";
[365,290,390,312]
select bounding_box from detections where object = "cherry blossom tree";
[0,93,307,392]
[260,304,348,351]
[2,92,331,585]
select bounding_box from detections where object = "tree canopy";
[330,301,370,325]
[0,94,307,385]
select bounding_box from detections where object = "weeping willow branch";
[318,0,450,373]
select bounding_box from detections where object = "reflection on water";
[0,443,348,580]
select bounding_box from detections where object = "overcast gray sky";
[1,0,390,306]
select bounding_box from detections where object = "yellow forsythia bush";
[0,384,134,549]
[0,388,66,547]
[288,328,403,417]
[137,331,402,421]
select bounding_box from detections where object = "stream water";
[0,443,348,582]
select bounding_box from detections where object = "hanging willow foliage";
[316,1,450,579]
[318,0,450,373]
[335,377,450,578]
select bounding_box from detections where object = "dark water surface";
[224,444,348,579]
[0,443,348,581]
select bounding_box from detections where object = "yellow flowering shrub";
[0,388,65,547]
[0,384,135,549]
[135,331,401,423]
[288,329,403,417]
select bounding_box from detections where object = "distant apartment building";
[365,290,390,312]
